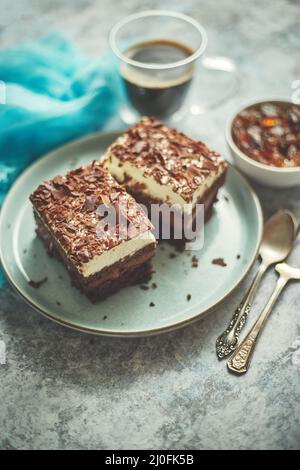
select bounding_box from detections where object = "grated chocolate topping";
[30,161,153,269]
[106,117,228,202]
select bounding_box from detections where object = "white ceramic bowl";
[225,98,300,188]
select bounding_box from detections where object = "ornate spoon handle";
[216,261,268,359]
[227,276,287,374]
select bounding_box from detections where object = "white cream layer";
[103,153,222,214]
[34,206,155,279]
[81,231,156,278]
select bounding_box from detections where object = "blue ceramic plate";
[0,132,263,336]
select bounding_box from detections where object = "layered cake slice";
[30,161,157,302]
[103,117,228,247]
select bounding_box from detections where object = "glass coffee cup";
[109,10,208,123]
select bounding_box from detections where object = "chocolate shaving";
[84,195,96,212]
[133,140,145,153]
[52,188,68,201]
[43,182,54,192]
[189,164,204,176]
[53,175,65,186]
[28,277,48,289]
[84,175,98,183]
[212,258,227,267]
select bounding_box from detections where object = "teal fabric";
[0,34,121,286]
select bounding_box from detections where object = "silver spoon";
[216,210,297,359]
[228,261,300,374]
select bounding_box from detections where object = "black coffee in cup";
[120,39,194,118]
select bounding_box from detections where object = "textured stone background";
[0,0,300,450]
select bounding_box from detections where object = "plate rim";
[0,131,264,337]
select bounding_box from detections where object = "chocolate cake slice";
[30,161,157,302]
[102,117,228,248]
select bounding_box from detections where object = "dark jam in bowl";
[232,101,300,168]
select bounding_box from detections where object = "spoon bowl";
[260,211,297,266]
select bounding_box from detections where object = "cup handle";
[201,55,237,73]
[189,56,240,115]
